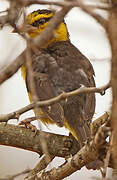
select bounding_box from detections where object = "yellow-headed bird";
[21,9,95,147]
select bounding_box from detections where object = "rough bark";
[0,123,79,157]
[107,4,117,168]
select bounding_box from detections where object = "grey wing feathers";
[26,41,95,146]
[46,41,95,145]
[26,53,65,127]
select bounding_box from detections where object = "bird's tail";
[64,119,90,147]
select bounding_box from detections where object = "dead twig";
[0,82,111,123]
[0,1,109,86]
[33,6,72,48]
[0,6,71,85]
[100,133,112,179]
[0,51,25,85]
[25,155,55,180]
[80,4,108,29]
[1,169,31,180]
[11,0,111,11]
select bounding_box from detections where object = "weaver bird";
[19,9,96,147]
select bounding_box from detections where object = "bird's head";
[24,9,69,45]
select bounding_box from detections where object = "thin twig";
[25,155,55,180]
[23,0,109,29]
[80,4,108,29]
[25,38,52,165]
[0,5,71,85]
[0,1,108,86]
[33,6,72,48]
[0,51,25,85]
[1,169,31,180]
[0,82,111,123]
[15,0,111,11]
[100,133,112,179]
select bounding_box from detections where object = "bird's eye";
[39,18,46,25]
[32,17,51,27]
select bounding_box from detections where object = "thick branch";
[0,112,109,153]
[0,123,79,157]
[31,125,110,180]
[0,82,111,123]
[0,113,111,179]
[107,6,117,168]
[25,112,111,179]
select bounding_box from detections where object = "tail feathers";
[64,120,91,147]
[75,123,91,147]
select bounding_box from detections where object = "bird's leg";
[19,117,37,135]
[19,114,48,135]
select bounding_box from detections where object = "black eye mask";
[32,17,52,27]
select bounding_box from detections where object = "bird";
[20,9,95,147]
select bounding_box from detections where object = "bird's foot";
[64,138,73,149]
[19,117,37,136]
[58,137,73,158]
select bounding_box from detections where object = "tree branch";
[1,169,31,180]
[0,112,110,154]
[25,112,111,179]
[107,1,117,170]
[0,123,79,157]
[21,0,111,11]
[0,5,72,85]
[28,125,111,180]
[33,6,72,48]
[0,51,25,85]
[80,4,108,29]
[0,1,109,86]
[0,82,111,123]
[25,155,55,179]
[0,112,111,179]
